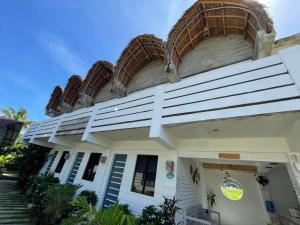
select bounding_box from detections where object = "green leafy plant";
[61,197,136,225]
[42,183,80,225]
[137,197,182,225]
[137,205,164,225]
[78,190,98,206]
[207,191,216,208]
[17,145,51,190]
[29,174,80,225]
[29,173,60,223]
[159,196,182,225]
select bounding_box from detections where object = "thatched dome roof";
[167,0,273,68]
[45,86,63,117]
[60,75,83,107]
[113,34,166,89]
[80,60,113,99]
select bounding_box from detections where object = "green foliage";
[159,196,182,225]
[29,173,80,225]
[78,190,98,206]
[16,144,50,190]
[1,106,30,128]
[137,197,182,225]
[61,197,137,225]
[43,183,80,225]
[1,106,31,144]
[29,174,60,221]
[137,205,164,225]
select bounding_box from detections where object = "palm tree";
[1,107,30,128]
[1,107,31,144]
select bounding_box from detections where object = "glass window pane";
[82,153,101,181]
[55,151,69,173]
[131,155,158,196]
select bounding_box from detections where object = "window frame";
[131,155,158,197]
[82,152,102,182]
[54,151,69,173]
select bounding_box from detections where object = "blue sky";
[0,0,299,121]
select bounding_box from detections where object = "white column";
[279,45,300,91]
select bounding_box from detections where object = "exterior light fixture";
[100,156,107,163]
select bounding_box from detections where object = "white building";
[23,1,300,224]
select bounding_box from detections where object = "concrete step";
[0,213,29,219]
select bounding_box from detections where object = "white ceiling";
[167,112,300,139]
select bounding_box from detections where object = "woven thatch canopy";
[60,75,83,108]
[167,0,273,68]
[45,86,63,117]
[114,34,166,90]
[80,60,113,99]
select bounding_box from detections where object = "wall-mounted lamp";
[166,161,174,172]
[100,156,107,163]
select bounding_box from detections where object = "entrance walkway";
[0,179,32,225]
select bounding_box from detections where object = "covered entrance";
[177,157,299,225]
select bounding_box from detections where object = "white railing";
[56,107,93,136]
[161,53,300,125]
[23,46,300,148]
[33,117,61,139]
[87,86,156,133]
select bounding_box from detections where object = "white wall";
[265,166,299,216]
[205,170,269,225]
[176,158,204,209]
[117,149,177,214]
[46,143,178,214]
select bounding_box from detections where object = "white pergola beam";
[254,30,276,59]
[29,138,54,148]
[149,85,177,149]
[48,136,74,148]
[81,133,111,149]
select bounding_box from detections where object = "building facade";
[23,1,300,224]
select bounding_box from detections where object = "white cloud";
[38,32,88,75]
[4,74,48,101]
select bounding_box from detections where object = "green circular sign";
[166,172,175,179]
[220,177,244,201]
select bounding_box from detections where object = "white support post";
[254,30,276,59]
[149,85,177,149]
[279,45,300,92]
[82,133,111,149]
[48,136,74,148]
[81,107,112,149]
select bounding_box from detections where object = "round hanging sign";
[166,172,175,179]
[220,177,244,201]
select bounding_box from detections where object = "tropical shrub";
[61,197,136,225]
[159,196,182,225]
[16,144,51,191]
[78,190,98,206]
[29,173,80,225]
[29,173,60,223]
[137,197,182,225]
[42,183,80,225]
[137,205,164,225]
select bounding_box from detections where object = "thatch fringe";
[46,0,274,116]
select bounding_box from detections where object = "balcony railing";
[23,46,300,149]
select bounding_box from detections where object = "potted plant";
[207,191,216,208]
